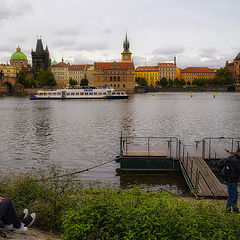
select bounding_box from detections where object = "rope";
[37,159,115,181]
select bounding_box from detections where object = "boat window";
[89,92,93,95]
[103,92,106,95]
[76,92,79,95]
[94,92,97,95]
[71,92,75,95]
[44,93,47,96]
[117,92,120,95]
[121,92,124,95]
[67,93,70,95]
[80,92,84,95]
[53,92,56,95]
[98,92,102,95]
[39,93,43,96]
[112,92,115,95]
[85,92,88,95]
[48,93,52,95]
[57,92,61,95]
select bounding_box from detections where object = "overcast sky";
[0,0,239,68]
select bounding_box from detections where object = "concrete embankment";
[3,228,61,240]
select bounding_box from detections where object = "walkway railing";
[201,137,240,159]
[120,133,179,159]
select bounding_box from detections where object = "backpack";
[217,155,231,180]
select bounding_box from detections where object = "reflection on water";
[0,93,240,193]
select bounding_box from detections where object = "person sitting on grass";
[0,197,36,233]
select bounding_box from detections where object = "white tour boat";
[30,88,129,100]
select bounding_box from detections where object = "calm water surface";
[1,92,240,194]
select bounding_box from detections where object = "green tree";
[179,79,186,87]
[168,79,174,87]
[69,78,78,86]
[36,69,56,87]
[25,75,36,88]
[186,81,191,86]
[80,78,89,86]
[174,78,180,86]
[45,70,56,87]
[215,67,232,85]
[18,71,26,85]
[159,77,168,87]
[135,77,148,87]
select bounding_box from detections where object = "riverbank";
[3,228,61,240]
[1,168,239,240]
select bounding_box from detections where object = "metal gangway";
[119,134,240,198]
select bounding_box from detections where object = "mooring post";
[202,139,205,159]
[190,159,193,180]
[147,137,149,156]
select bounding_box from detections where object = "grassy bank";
[0,166,239,240]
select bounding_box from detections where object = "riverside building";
[225,52,240,83]
[180,67,216,84]
[158,57,177,80]
[93,34,135,93]
[135,66,159,86]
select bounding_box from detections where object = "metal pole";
[190,160,193,180]
[126,137,128,156]
[120,132,122,155]
[209,138,211,160]
[231,138,234,153]
[169,138,172,159]
[202,139,205,159]
[147,137,149,156]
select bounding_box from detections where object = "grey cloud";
[199,47,217,58]
[153,46,185,55]
[63,41,110,52]
[54,29,80,36]
[53,39,76,47]
[0,0,32,21]
[100,29,113,34]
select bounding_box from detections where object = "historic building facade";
[93,34,135,93]
[69,65,88,84]
[158,57,177,80]
[135,66,159,86]
[51,62,70,87]
[225,52,240,83]
[31,38,51,76]
[10,47,28,69]
[180,67,216,84]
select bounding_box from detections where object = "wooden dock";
[181,156,228,198]
[117,135,235,198]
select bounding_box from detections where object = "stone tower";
[31,38,51,76]
[121,34,132,62]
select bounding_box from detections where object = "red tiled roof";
[94,62,133,70]
[135,66,158,71]
[52,62,70,68]
[158,63,174,66]
[181,67,215,73]
[69,64,88,71]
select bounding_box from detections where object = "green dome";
[11,47,27,60]
[51,59,58,65]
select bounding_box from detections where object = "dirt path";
[2,228,61,240]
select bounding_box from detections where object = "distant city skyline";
[0,0,239,68]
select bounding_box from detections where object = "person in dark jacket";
[226,147,240,213]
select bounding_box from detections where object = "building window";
[114,76,116,81]
[110,76,112,81]
[123,84,125,88]
[114,84,116,88]
[118,76,120,81]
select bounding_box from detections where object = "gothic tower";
[31,38,51,76]
[121,33,132,62]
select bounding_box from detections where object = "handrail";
[120,134,179,159]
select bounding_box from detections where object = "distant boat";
[30,88,129,100]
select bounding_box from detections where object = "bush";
[62,188,240,240]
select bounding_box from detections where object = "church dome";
[51,59,58,65]
[11,47,27,60]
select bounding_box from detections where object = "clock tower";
[121,34,132,62]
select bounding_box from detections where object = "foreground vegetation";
[0,166,240,240]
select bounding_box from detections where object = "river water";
[0,92,240,194]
